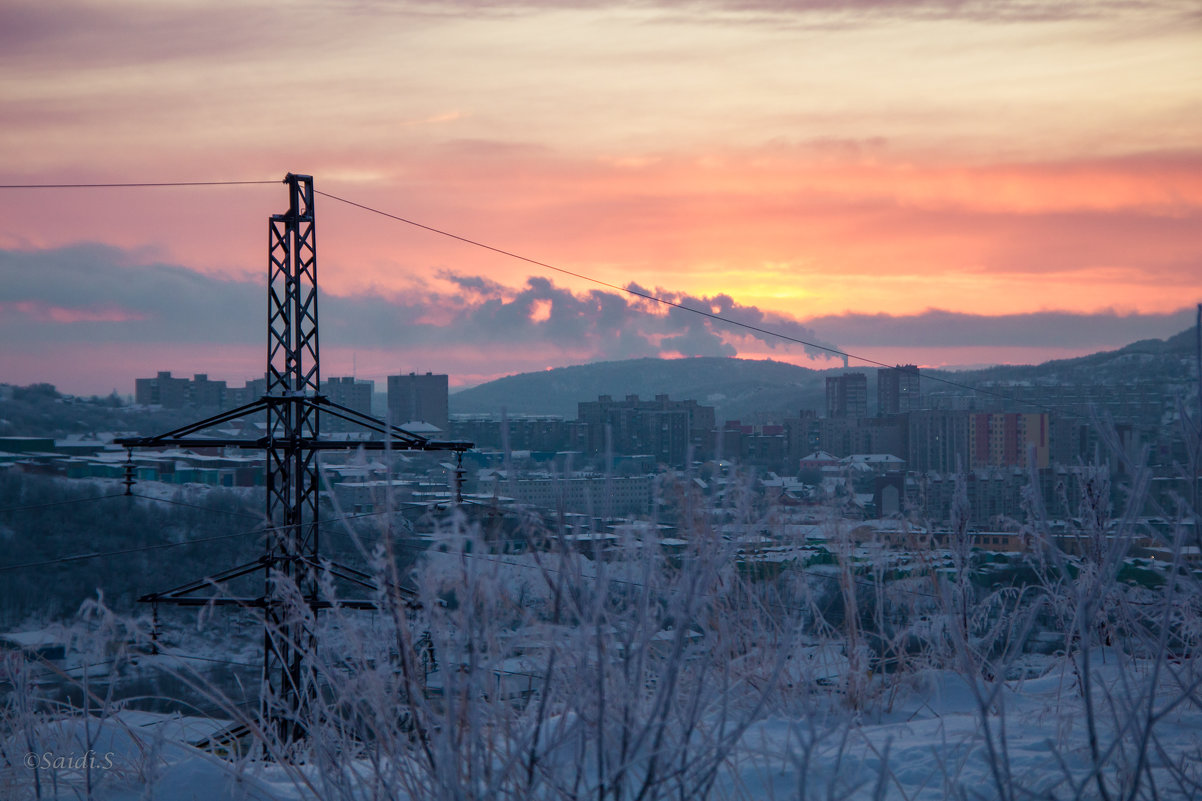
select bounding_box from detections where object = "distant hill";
[449,327,1199,423]
[943,325,1198,388]
[449,357,833,422]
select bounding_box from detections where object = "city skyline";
[2,0,1200,394]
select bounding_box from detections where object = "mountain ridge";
[449,327,1199,422]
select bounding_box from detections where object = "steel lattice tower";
[118,173,470,747]
[262,174,321,743]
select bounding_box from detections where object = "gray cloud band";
[1,245,1192,359]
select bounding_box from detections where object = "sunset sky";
[2,0,1200,396]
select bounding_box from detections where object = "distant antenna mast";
[117,174,471,746]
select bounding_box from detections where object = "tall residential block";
[825,372,868,419]
[969,412,1049,469]
[134,371,200,408]
[877,364,920,416]
[387,372,449,432]
[906,409,971,473]
[321,377,375,432]
[226,377,268,407]
[577,393,715,466]
[816,415,905,460]
[190,374,227,408]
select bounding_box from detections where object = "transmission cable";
[131,493,263,521]
[0,526,269,574]
[0,501,447,574]
[0,178,1108,418]
[0,180,277,189]
[155,651,261,670]
[0,493,128,515]
[315,190,1095,420]
[316,190,847,363]
[0,490,261,521]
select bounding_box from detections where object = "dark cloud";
[1,246,817,362]
[627,283,841,359]
[805,308,1198,349]
[4,246,1194,378]
[436,270,507,297]
[660,329,737,358]
[0,245,260,345]
[428,276,662,358]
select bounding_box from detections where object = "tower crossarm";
[114,398,272,448]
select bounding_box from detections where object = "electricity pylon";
[117,173,471,745]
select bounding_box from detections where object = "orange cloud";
[1,148,1198,325]
[320,146,1202,319]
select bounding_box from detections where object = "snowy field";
[3,468,1201,800]
[4,651,1201,800]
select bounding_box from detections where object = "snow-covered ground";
[4,476,1200,800]
[4,650,1200,800]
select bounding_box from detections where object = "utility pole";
[118,174,471,746]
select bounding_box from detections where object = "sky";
[1,0,1200,396]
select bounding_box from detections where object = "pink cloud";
[1,300,147,323]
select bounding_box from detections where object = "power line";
[0,498,441,574]
[134,494,263,521]
[0,526,268,574]
[314,190,1091,420]
[0,180,277,189]
[24,657,123,682]
[0,493,128,515]
[315,190,850,362]
[0,177,1099,419]
[0,491,260,520]
[156,651,261,670]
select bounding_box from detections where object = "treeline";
[0,472,260,624]
[0,471,414,627]
[0,383,211,439]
